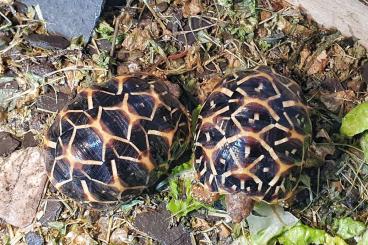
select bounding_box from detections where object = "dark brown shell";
[194,66,311,203]
[45,74,190,208]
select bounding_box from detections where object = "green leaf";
[231,235,253,245]
[48,221,67,235]
[96,21,114,40]
[360,133,368,162]
[171,161,193,176]
[168,178,179,199]
[276,224,327,245]
[191,105,202,136]
[333,217,366,240]
[340,102,368,137]
[166,178,204,218]
[357,229,368,245]
[92,51,110,69]
[275,224,348,245]
[325,234,349,245]
[246,203,299,245]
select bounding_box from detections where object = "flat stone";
[25,232,44,245]
[134,205,191,245]
[22,132,39,148]
[0,147,48,228]
[39,200,63,226]
[26,34,70,50]
[0,132,20,156]
[20,0,106,43]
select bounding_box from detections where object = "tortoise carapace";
[193,66,311,222]
[45,74,190,208]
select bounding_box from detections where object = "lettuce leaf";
[246,203,299,244]
[333,217,366,240]
[340,102,368,137]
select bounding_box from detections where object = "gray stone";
[39,200,63,226]
[134,205,191,245]
[0,132,20,156]
[26,34,70,50]
[20,0,106,43]
[25,232,44,245]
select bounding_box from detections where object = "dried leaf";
[307,50,328,75]
[320,90,355,113]
[122,28,151,51]
[183,0,203,17]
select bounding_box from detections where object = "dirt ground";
[0,0,367,244]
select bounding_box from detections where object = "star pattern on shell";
[45,74,190,208]
[194,66,311,203]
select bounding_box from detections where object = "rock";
[0,132,20,156]
[25,232,44,245]
[20,0,105,43]
[134,205,191,245]
[26,34,70,50]
[0,147,48,227]
[36,92,69,113]
[225,192,254,223]
[96,39,112,52]
[286,0,368,49]
[25,60,56,77]
[22,132,39,148]
[39,200,63,226]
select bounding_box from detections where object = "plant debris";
[0,0,367,244]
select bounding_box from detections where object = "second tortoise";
[193,66,311,222]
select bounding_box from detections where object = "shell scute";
[194,67,311,203]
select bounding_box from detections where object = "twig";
[110,14,122,57]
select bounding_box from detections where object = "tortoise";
[44,74,191,208]
[193,66,311,222]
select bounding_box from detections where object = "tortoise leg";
[225,192,255,223]
[192,183,219,204]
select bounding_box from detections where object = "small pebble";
[22,132,39,148]
[39,200,63,226]
[26,34,70,50]
[96,39,112,52]
[25,232,44,245]
[0,132,20,156]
